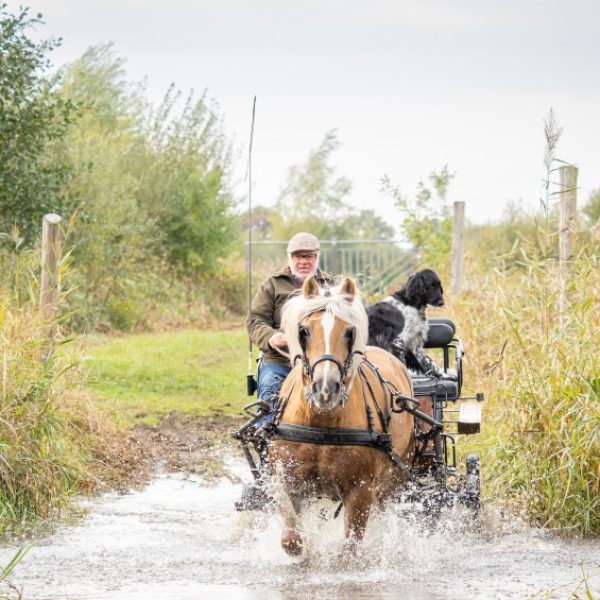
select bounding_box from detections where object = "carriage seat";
[412,374,459,402]
[424,318,456,348]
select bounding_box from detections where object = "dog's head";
[398,269,444,309]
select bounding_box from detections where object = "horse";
[267,275,416,556]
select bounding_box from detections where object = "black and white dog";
[367,269,444,376]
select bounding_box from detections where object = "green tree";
[138,85,236,274]
[271,130,394,241]
[55,44,237,329]
[56,44,160,328]
[0,5,73,244]
[273,130,352,239]
[338,209,395,240]
[381,165,454,272]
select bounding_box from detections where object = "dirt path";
[83,412,245,497]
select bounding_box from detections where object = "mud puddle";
[1,455,599,600]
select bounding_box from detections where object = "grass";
[84,326,251,426]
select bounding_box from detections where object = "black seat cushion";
[412,375,459,402]
[424,319,456,348]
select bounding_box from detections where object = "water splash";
[0,458,598,599]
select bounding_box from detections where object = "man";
[247,232,331,423]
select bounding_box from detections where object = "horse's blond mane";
[281,281,368,362]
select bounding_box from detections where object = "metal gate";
[246,239,416,297]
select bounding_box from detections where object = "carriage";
[233,278,484,550]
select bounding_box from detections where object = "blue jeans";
[256,361,291,428]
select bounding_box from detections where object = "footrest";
[235,483,273,511]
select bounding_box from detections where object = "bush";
[381,165,454,276]
[55,45,238,330]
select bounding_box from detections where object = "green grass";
[85,327,252,426]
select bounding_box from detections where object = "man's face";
[290,251,319,278]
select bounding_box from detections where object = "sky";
[6,0,600,227]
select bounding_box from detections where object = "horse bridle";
[294,323,361,405]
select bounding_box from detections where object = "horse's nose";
[311,379,341,408]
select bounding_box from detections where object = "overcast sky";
[7,0,600,227]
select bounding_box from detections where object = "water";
[1,458,599,600]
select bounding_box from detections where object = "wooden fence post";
[451,201,465,296]
[558,166,578,319]
[40,213,63,319]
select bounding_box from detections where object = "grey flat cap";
[287,232,320,254]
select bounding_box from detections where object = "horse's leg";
[342,486,373,550]
[280,492,304,556]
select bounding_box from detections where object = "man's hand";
[268,332,288,350]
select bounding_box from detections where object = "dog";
[367,269,444,375]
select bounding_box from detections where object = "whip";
[246,96,258,396]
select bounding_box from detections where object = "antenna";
[246,97,257,396]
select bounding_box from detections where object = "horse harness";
[264,336,441,475]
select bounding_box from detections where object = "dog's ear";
[302,276,320,298]
[404,271,427,305]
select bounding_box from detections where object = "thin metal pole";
[247,97,257,384]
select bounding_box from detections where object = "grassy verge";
[84,326,250,426]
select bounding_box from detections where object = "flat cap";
[287,232,320,254]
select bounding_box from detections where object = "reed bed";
[452,246,600,535]
[0,250,139,534]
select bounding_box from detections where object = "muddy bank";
[86,412,244,496]
[131,412,245,480]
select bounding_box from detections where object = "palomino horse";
[268,276,416,555]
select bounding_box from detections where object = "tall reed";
[454,245,600,535]
[0,246,135,533]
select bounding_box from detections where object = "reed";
[453,245,600,535]
[0,247,132,533]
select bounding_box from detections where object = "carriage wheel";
[463,453,481,518]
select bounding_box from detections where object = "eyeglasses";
[291,253,318,261]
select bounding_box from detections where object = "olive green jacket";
[246,267,332,365]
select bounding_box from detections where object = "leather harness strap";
[270,355,412,475]
[274,423,392,447]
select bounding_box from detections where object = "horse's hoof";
[340,541,358,556]
[281,529,303,556]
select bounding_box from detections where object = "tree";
[54,45,238,328]
[0,5,73,244]
[271,130,394,241]
[138,85,237,274]
[381,165,454,272]
[273,130,352,239]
